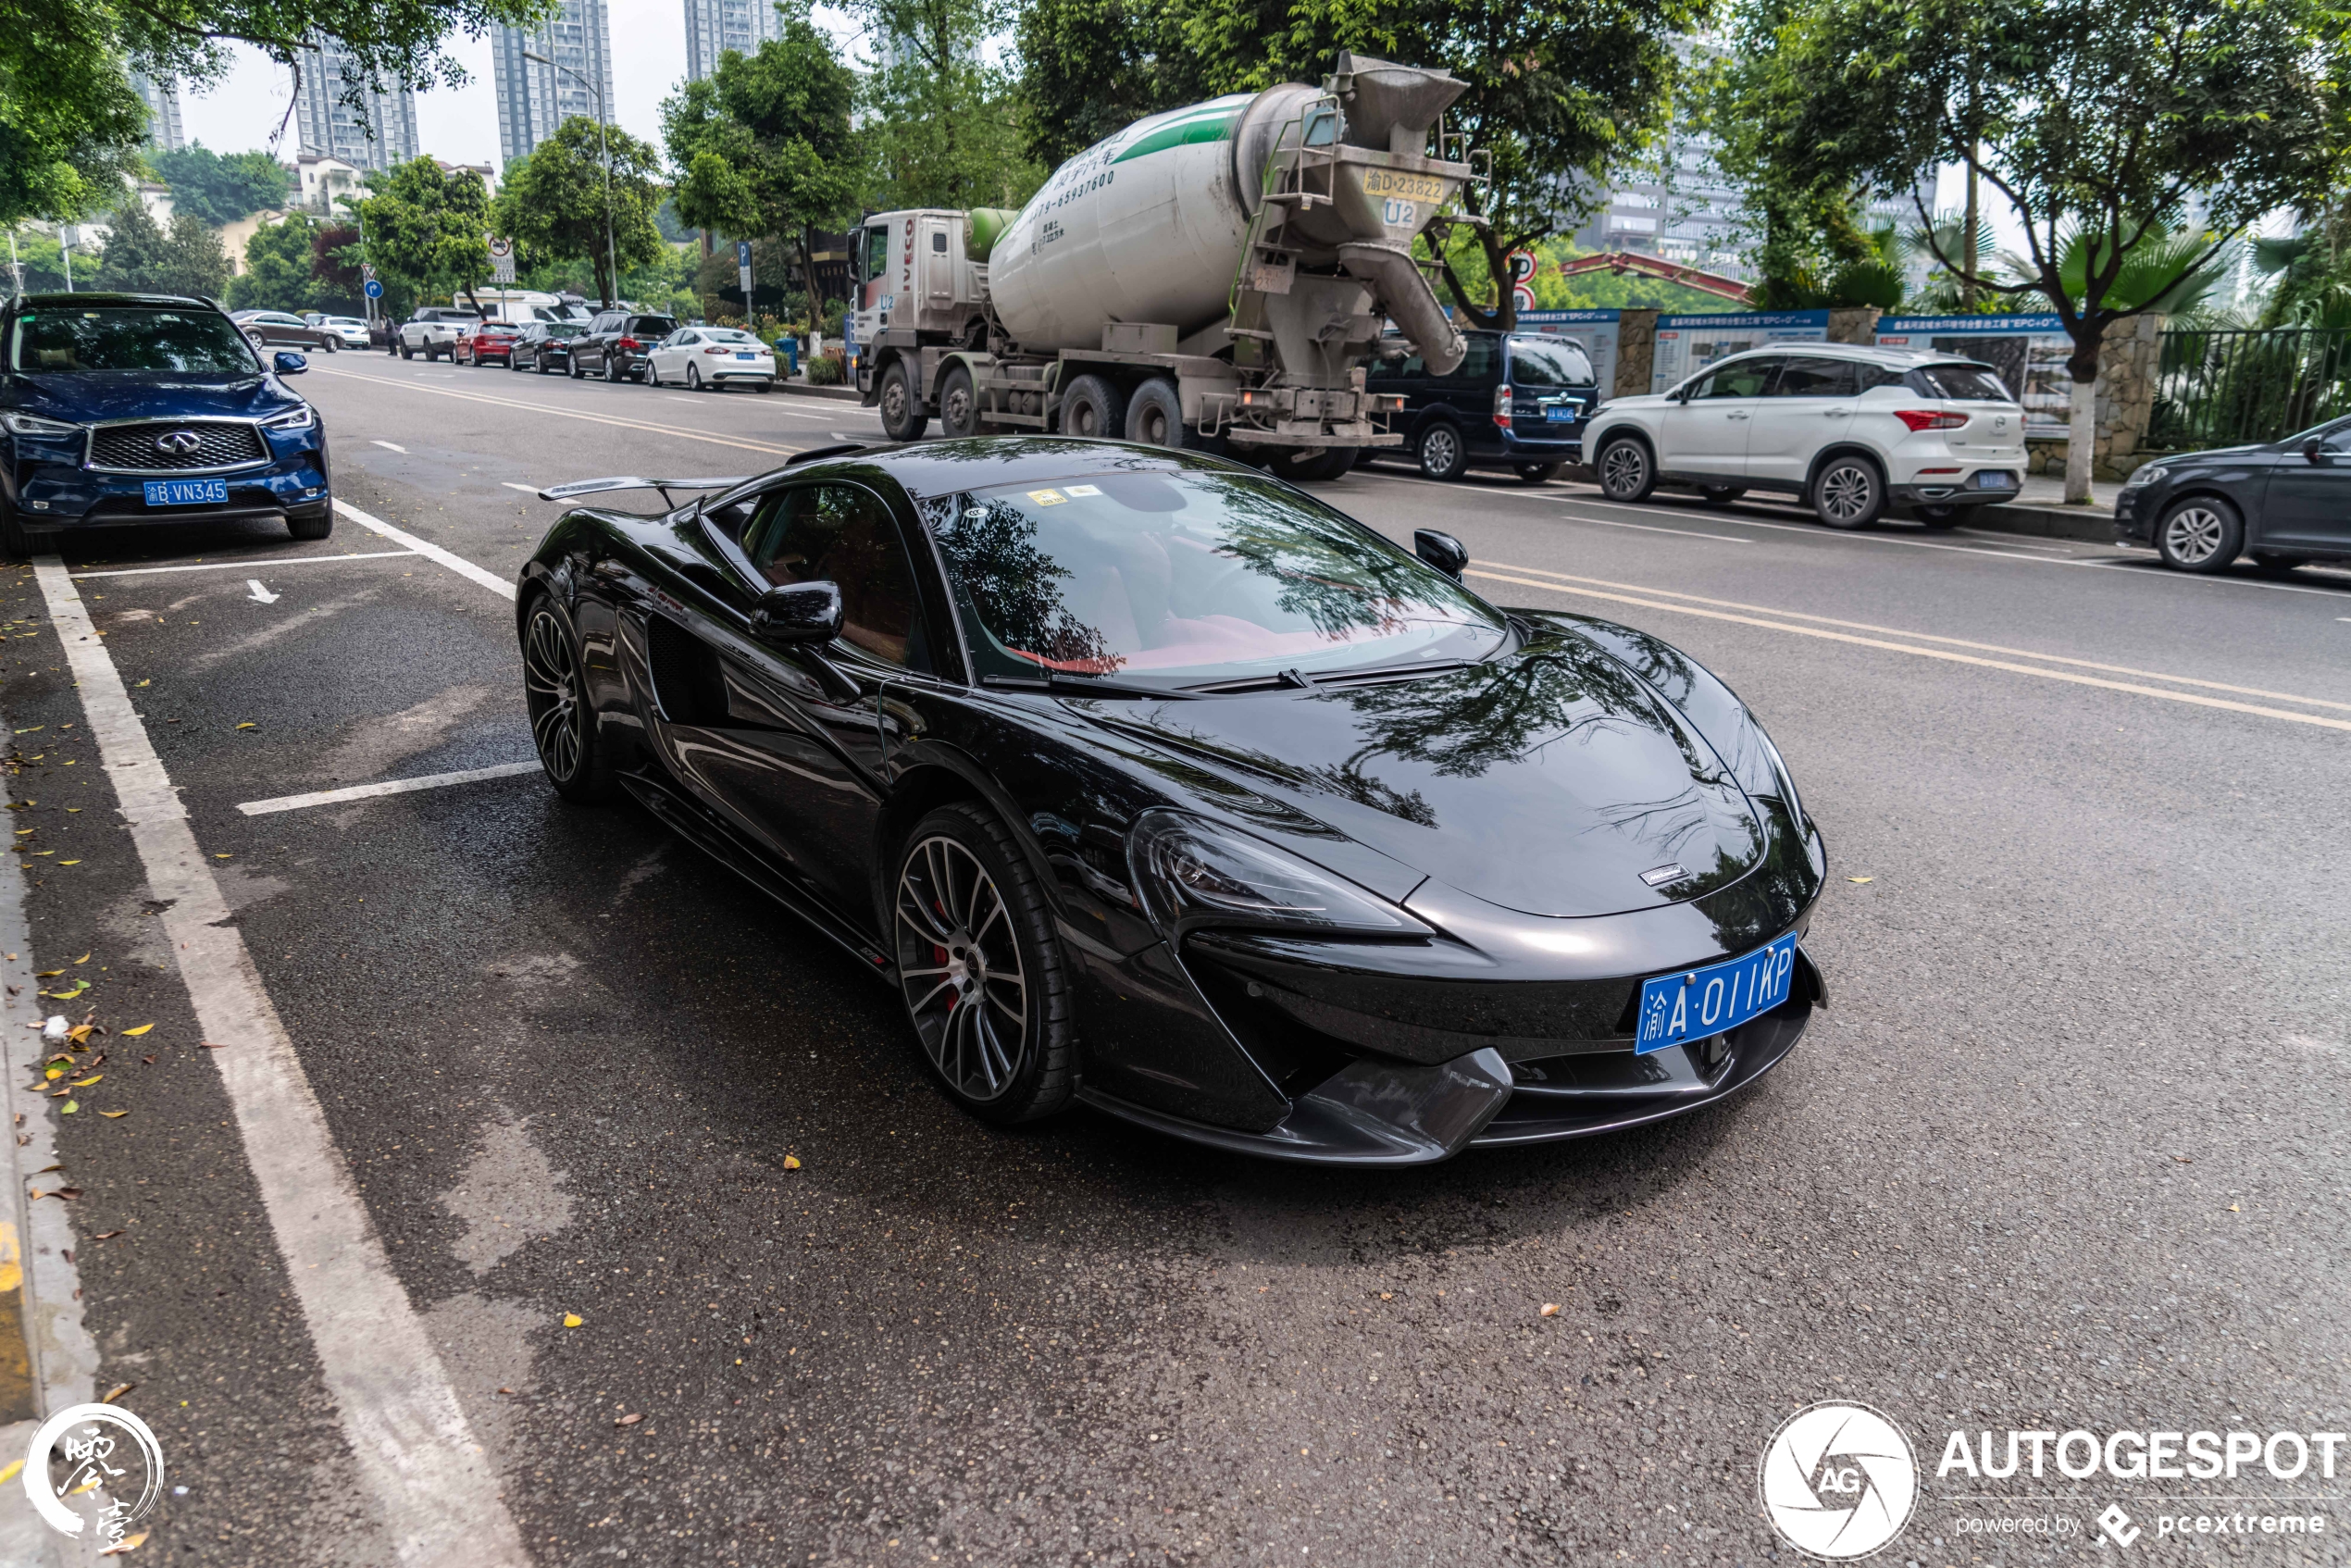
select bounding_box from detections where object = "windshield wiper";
[980,671,1196,701]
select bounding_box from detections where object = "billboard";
[1873,314,2072,437]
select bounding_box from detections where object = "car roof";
[787,437,1254,504]
[15,292,218,311]
[1712,341,1984,369]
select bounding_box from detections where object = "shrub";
[806,351,845,386]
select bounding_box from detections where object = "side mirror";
[1413,529,1469,582]
[752,581,844,645]
[273,351,308,375]
[2304,438,2328,465]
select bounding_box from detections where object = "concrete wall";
[2022,314,2163,480]
[1612,309,1657,400]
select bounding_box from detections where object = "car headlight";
[1127,810,1431,939]
[261,404,316,431]
[2121,464,2167,490]
[1,411,80,439]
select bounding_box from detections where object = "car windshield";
[1913,363,2012,401]
[1508,336,1596,387]
[629,317,678,335]
[10,305,257,375]
[930,466,1510,687]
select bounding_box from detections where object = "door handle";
[1727,411,1749,421]
[1826,407,1853,417]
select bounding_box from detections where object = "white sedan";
[318,316,372,349]
[646,328,777,392]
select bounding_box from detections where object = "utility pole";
[524,50,617,308]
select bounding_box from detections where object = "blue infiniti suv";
[1,292,331,557]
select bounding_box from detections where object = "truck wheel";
[1125,379,1183,448]
[939,366,981,439]
[1416,422,1468,481]
[878,362,929,441]
[1060,374,1125,439]
[1265,448,1353,482]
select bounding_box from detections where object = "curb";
[1969,501,2119,545]
[771,381,863,404]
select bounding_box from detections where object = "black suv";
[511,321,588,374]
[570,312,679,384]
[1365,330,1599,483]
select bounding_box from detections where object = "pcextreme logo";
[1758,1401,1920,1560]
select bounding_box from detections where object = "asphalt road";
[2,355,2345,1566]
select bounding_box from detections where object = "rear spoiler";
[537,476,750,506]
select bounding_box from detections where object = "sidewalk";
[770,377,862,404]
[1975,472,2126,544]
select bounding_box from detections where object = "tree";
[1721,0,2351,500]
[663,10,864,322]
[225,211,320,311]
[491,118,665,306]
[92,196,231,296]
[354,156,492,312]
[151,143,292,225]
[0,33,147,227]
[1013,0,1200,168]
[848,0,1040,209]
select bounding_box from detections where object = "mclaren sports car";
[519,438,1828,1164]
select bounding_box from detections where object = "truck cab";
[850,209,989,400]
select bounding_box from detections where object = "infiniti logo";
[154,429,203,455]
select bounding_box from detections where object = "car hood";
[1081,639,1772,919]
[1596,392,1672,415]
[7,372,297,425]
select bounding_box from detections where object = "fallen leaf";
[44,1067,62,1080]
[782,1154,802,1170]
[59,1101,77,1114]
[2172,1155,2193,1164]
[135,679,149,688]
[99,1111,128,1119]
[33,1163,59,1174]
[213,853,231,860]
[66,1024,93,1043]
[1539,1303,1560,1317]
[0,1459,19,1485]
[615,1412,642,1426]
[101,1382,134,1403]
[93,1230,122,1239]
[1847,875,1873,884]
[496,1387,514,1395]
[563,1313,583,1328]
[199,1041,227,1050]
[141,1055,155,1064]
[56,860,79,866]
[69,1075,101,1087]
[2227,1203,2241,1213]
[33,969,60,977]
[72,953,88,964]
[120,1024,153,1037]
[56,1187,80,1200]
[98,1530,149,1555]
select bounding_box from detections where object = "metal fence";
[2149,327,2351,451]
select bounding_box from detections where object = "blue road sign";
[364,279,384,299]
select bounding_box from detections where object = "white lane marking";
[1573,516,1753,544]
[31,559,530,1567]
[72,551,417,579]
[333,500,516,602]
[238,761,540,816]
[310,365,805,458]
[1468,566,2351,733]
[500,483,538,493]
[1483,559,2351,713]
[370,440,408,454]
[245,579,280,604]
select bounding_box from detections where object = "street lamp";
[523,49,618,308]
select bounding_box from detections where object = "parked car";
[1363,330,1598,483]
[316,316,372,350]
[397,306,482,361]
[231,310,341,354]
[1582,343,2028,529]
[454,319,524,367]
[567,311,679,383]
[519,439,1824,1162]
[0,291,331,556]
[2115,414,2351,573]
[645,327,777,392]
[511,321,588,374]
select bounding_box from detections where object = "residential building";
[293,37,421,172]
[491,0,616,166]
[130,73,185,152]
[683,0,787,81]
[287,153,367,216]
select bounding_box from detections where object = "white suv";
[1583,343,2029,529]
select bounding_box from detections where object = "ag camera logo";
[1759,1400,1919,1560]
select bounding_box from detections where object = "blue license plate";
[1973,470,2015,491]
[1545,405,1576,422]
[735,352,757,359]
[1633,933,1799,1054]
[143,479,229,506]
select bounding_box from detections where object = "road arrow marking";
[369,440,407,454]
[245,580,280,604]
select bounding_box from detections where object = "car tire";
[939,365,981,439]
[605,355,626,384]
[399,342,414,360]
[0,496,47,562]
[1059,373,1126,440]
[1416,421,1468,481]
[1515,462,1563,485]
[322,337,339,354]
[569,355,586,380]
[521,594,618,803]
[686,365,703,392]
[287,510,332,541]
[1910,503,1977,529]
[754,380,772,394]
[1125,377,1184,448]
[1595,434,1655,502]
[2155,496,2245,573]
[1699,485,1747,507]
[892,802,1076,1126]
[877,361,930,442]
[1810,454,1885,529]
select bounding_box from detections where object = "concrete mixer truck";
[845,52,1482,479]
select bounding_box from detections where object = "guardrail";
[2149,326,2351,451]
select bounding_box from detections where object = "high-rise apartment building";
[683,0,787,81]
[491,0,616,166]
[293,39,421,172]
[130,72,185,152]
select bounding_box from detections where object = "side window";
[1438,335,1497,384]
[1367,351,1424,381]
[1695,358,1775,398]
[744,484,924,668]
[930,230,949,253]
[1769,357,1859,397]
[674,331,699,346]
[862,226,889,281]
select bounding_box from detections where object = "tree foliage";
[0,24,147,227]
[150,143,292,226]
[91,196,230,296]
[223,210,321,311]
[491,118,666,306]
[354,156,493,312]
[848,0,1039,210]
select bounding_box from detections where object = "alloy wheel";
[521,608,584,783]
[1422,427,1460,475]
[2162,506,2227,566]
[1817,463,1875,525]
[1600,442,1647,497]
[686,366,702,391]
[895,836,1028,1103]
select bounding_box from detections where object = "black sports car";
[518,438,1828,1164]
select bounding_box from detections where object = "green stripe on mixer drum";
[1111,108,1240,164]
